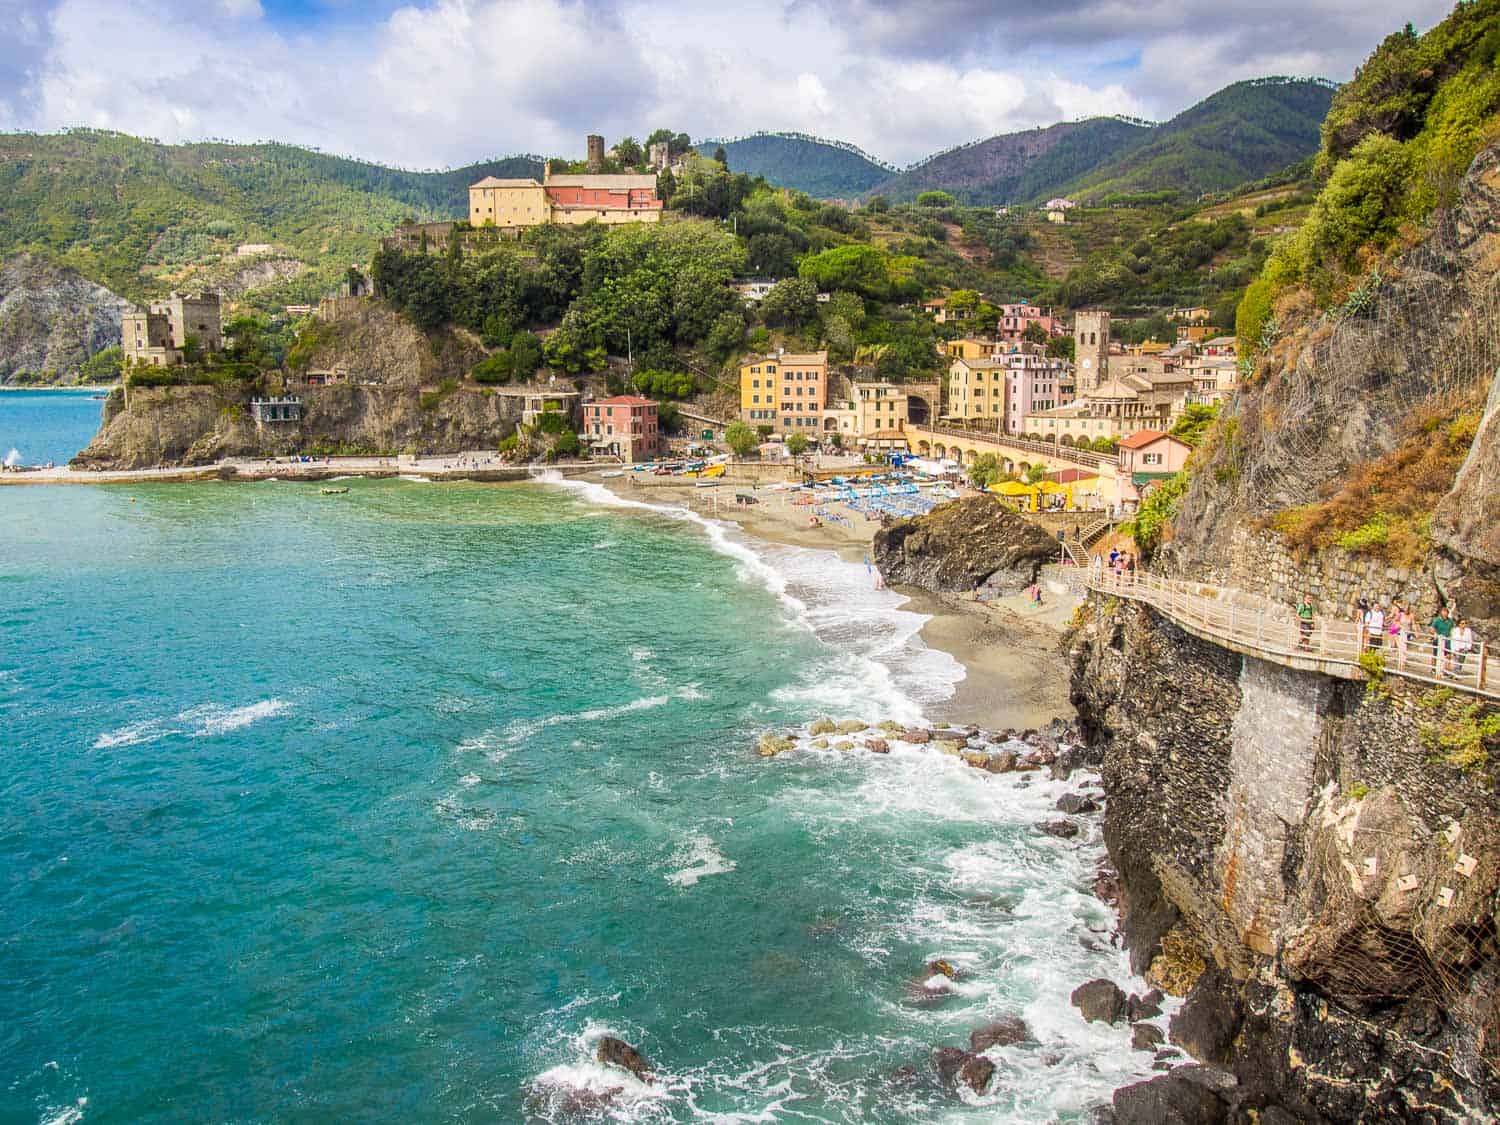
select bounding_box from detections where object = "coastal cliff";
[1070,601,1500,1120]
[74,382,526,469]
[1065,17,1500,1118]
[72,301,527,468]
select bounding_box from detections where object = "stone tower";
[648,141,670,171]
[1074,310,1110,395]
[586,134,606,171]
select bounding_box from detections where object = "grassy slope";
[0,130,542,301]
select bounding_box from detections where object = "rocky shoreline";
[532,714,1264,1121]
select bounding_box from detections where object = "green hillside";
[695,133,892,199]
[867,78,1334,206]
[1065,79,1337,200]
[874,118,1148,205]
[0,129,542,301]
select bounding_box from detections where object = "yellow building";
[823,381,909,441]
[945,357,1007,425]
[739,351,828,436]
[468,177,549,228]
[943,337,998,361]
[468,168,664,230]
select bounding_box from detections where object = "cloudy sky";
[0,0,1453,169]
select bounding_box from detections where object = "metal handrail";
[1087,569,1497,701]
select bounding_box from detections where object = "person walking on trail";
[1363,602,1386,651]
[1296,592,1316,651]
[1450,618,1474,679]
[1394,601,1415,670]
[1429,606,1453,674]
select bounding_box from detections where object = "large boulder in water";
[1071,978,1127,1024]
[872,494,1058,593]
[596,1036,653,1084]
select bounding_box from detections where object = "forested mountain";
[0,130,541,301]
[694,133,891,198]
[865,78,1335,206]
[1066,78,1337,200]
[872,119,1149,204]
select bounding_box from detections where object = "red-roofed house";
[1115,430,1192,507]
[583,396,665,462]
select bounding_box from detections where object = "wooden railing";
[1088,569,1499,701]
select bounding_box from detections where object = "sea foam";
[535,472,963,724]
[93,698,290,749]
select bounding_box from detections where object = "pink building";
[583,395,664,462]
[998,302,1065,344]
[1115,430,1193,507]
[1000,346,1074,435]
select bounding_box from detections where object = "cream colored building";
[468,167,663,230]
[945,357,1008,425]
[823,381,909,441]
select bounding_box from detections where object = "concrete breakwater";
[0,455,608,486]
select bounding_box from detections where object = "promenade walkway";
[1087,569,1499,701]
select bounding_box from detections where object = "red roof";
[1046,467,1099,483]
[590,395,657,407]
[1118,429,1187,450]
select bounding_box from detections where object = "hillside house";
[1115,430,1193,507]
[469,147,663,230]
[998,303,1064,343]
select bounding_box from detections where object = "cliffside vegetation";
[1238,2,1500,354]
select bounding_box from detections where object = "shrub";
[534,410,569,435]
[1123,471,1189,559]
[471,351,514,384]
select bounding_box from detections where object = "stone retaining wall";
[1182,524,1434,622]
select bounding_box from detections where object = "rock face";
[72,301,517,468]
[970,1016,1029,1051]
[1070,594,1500,1120]
[0,253,128,383]
[872,494,1058,593]
[1165,141,1500,633]
[73,381,527,469]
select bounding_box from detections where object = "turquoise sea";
[3,397,1156,1123]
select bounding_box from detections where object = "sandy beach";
[591,469,1082,732]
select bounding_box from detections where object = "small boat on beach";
[600,470,624,478]
[320,486,350,495]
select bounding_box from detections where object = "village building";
[1176,323,1221,344]
[738,351,828,436]
[1171,305,1213,323]
[1073,310,1111,395]
[468,143,663,230]
[583,395,664,462]
[943,337,1000,361]
[1115,429,1193,507]
[822,381,910,442]
[945,356,1009,426]
[121,292,223,368]
[1000,347,1073,436]
[997,303,1065,343]
[730,278,779,303]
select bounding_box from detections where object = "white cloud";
[0,0,1458,168]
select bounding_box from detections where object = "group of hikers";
[1296,591,1478,678]
[1095,547,1137,579]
